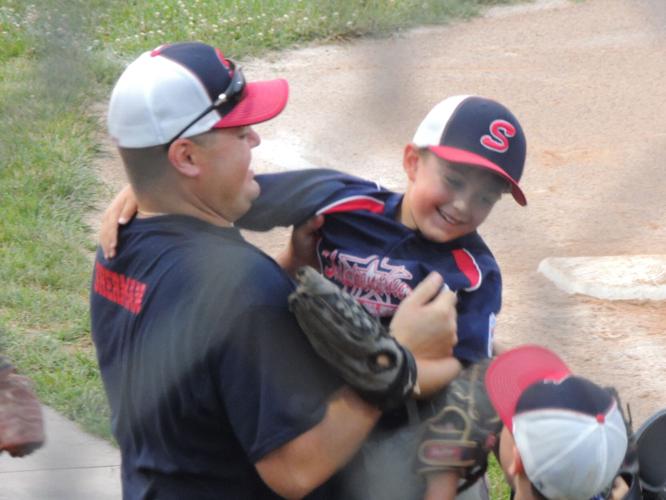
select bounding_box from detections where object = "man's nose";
[249,127,261,148]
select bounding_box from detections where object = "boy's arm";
[413,357,462,399]
[237,168,377,230]
[424,472,461,500]
[450,254,503,363]
[98,170,375,258]
[274,215,324,276]
[98,184,138,259]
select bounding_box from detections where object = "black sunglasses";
[164,59,246,149]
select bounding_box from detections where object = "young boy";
[100,94,527,498]
[423,345,630,500]
[241,94,525,390]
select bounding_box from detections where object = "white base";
[537,255,666,301]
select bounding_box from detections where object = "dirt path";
[93,0,666,424]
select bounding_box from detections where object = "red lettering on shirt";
[94,262,147,314]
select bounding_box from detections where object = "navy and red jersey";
[90,215,340,499]
[238,168,502,363]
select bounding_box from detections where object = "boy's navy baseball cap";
[412,95,527,206]
[108,42,289,148]
[486,345,628,500]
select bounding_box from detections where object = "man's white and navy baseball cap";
[486,345,628,500]
[108,41,289,148]
[412,95,527,205]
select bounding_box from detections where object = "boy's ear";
[167,139,202,178]
[402,143,421,182]
[510,445,526,476]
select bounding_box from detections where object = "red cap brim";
[485,345,571,430]
[213,78,289,129]
[428,145,527,206]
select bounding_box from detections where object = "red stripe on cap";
[214,47,230,69]
[150,44,168,56]
[485,345,572,431]
[451,249,481,290]
[317,196,385,215]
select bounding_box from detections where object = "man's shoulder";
[113,215,290,290]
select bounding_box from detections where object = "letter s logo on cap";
[480,119,516,153]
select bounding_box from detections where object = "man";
[90,41,458,499]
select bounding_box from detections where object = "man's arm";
[255,272,458,498]
[256,386,380,499]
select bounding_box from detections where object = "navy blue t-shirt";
[90,215,341,499]
[238,168,502,363]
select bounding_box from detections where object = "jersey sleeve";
[237,168,378,230]
[452,254,502,363]
[210,255,342,462]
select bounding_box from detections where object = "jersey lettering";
[321,250,412,317]
[94,262,147,314]
[480,119,516,153]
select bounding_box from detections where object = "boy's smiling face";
[399,145,508,243]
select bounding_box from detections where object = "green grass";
[94,0,521,62]
[1,0,521,493]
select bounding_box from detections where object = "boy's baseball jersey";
[238,168,501,363]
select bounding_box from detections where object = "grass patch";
[0,9,109,436]
[94,0,521,62]
[1,0,523,492]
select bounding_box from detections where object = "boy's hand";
[415,359,501,493]
[390,272,458,359]
[275,215,324,276]
[99,185,138,259]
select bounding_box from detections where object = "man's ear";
[167,139,201,178]
[402,143,421,182]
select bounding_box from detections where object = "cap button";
[596,413,605,423]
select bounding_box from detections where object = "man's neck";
[136,200,233,228]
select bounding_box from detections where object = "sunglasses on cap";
[165,59,246,149]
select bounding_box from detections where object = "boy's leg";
[455,475,490,500]
[0,358,45,457]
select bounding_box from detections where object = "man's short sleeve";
[210,259,341,462]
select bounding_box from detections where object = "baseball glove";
[288,266,417,411]
[415,358,502,492]
[0,361,45,457]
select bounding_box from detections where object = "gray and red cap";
[108,41,289,148]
